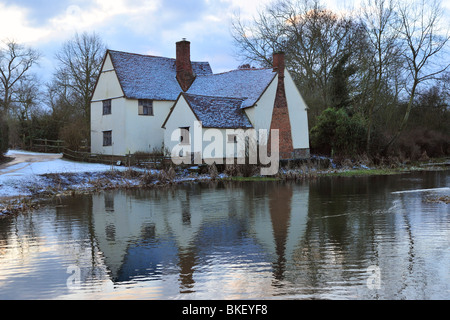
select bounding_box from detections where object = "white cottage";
[90,40,310,160]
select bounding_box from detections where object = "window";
[138,99,153,116]
[103,99,112,115]
[103,131,112,146]
[180,127,190,145]
[228,134,238,143]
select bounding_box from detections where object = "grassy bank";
[227,176,279,181]
[321,168,406,177]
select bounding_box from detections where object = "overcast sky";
[1,0,449,82]
[0,0,354,80]
[0,0,270,79]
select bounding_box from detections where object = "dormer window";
[139,99,153,116]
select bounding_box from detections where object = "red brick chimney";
[176,39,195,91]
[268,52,294,160]
[273,51,285,77]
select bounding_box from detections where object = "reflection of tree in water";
[295,176,384,292]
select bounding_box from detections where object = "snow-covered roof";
[109,50,212,101]
[187,68,277,108]
[107,50,277,129]
[182,93,253,129]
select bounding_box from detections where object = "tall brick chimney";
[176,39,195,91]
[268,52,294,160]
[273,51,285,78]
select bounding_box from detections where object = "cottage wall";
[91,53,175,155]
[285,70,310,156]
[91,97,127,155]
[124,100,173,154]
[243,77,278,144]
[91,54,123,101]
[163,96,199,157]
[91,53,126,155]
[164,97,248,161]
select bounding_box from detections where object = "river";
[0,170,449,300]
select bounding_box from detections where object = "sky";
[0,0,274,81]
[1,0,449,83]
[0,0,357,82]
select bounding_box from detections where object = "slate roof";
[107,49,278,129]
[187,68,277,108]
[109,50,212,101]
[182,93,253,129]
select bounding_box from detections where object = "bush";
[310,108,367,157]
[0,116,8,157]
[393,128,450,160]
[59,118,89,151]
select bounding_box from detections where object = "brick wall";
[268,52,294,160]
[176,39,195,91]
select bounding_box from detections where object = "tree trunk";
[383,79,418,154]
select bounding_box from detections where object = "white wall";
[285,69,310,149]
[91,53,126,155]
[124,100,174,154]
[91,54,124,102]
[164,96,268,163]
[91,53,174,155]
[92,99,174,155]
[91,97,127,155]
[163,96,198,157]
[244,77,277,145]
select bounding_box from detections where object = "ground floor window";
[227,134,238,143]
[180,127,190,144]
[103,130,112,146]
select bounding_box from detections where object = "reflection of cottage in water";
[90,183,309,291]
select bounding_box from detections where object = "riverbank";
[1,150,449,217]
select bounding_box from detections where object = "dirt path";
[0,151,63,175]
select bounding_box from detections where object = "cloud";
[46,0,160,41]
[0,0,277,78]
[0,2,50,43]
[0,0,272,46]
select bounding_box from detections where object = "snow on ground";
[0,150,127,199]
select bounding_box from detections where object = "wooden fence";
[30,139,170,169]
[32,139,65,153]
[62,148,170,168]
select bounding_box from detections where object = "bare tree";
[231,0,368,124]
[0,40,40,114]
[53,32,106,122]
[13,75,42,120]
[384,0,450,152]
[360,0,404,152]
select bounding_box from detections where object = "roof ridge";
[182,92,247,101]
[196,68,274,77]
[108,49,210,64]
[108,49,170,60]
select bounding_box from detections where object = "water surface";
[0,170,449,299]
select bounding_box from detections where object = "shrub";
[310,108,367,157]
[59,118,89,151]
[394,128,450,160]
